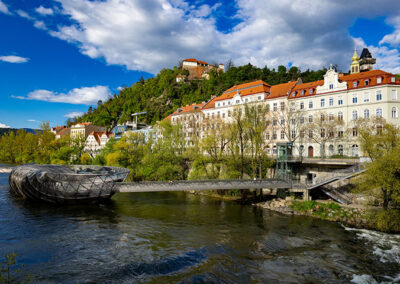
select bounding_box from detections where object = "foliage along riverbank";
[257,199,400,233]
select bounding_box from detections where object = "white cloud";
[64,111,84,118]
[13,86,111,105]
[0,122,10,128]
[34,0,400,73]
[0,55,29,63]
[27,119,37,122]
[380,15,400,48]
[34,20,47,30]
[0,0,10,15]
[16,10,34,20]
[35,6,54,16]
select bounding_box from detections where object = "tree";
[356,119,400,209]
[307,111,344,159]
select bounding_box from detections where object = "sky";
[1,0,400,129]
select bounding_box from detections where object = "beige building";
[84,131,113,155]
[168,49,400,159]
[70,122,106,140]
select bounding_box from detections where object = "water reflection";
[0,170,399,283]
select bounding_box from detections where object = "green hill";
[71,64,327,128]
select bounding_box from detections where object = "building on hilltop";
[350,41,376,74]
[70,122,106,140]
[168,47,400,159]
[176,58,225,82]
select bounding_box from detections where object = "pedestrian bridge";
[116,179,290,193]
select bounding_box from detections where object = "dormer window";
[377,77,382,84]
[364,79,369,86]
[292,93,295,97]
[309,89,313,95]
[258,96,262,100]
[329,84,334,90]
[391,77,396,83]
[300,90,304,96]
[353,81,358,88]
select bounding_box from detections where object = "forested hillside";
[71,64,328,127]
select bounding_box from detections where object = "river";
[0,165,399,283]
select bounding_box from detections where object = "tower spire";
[350,39,360,74]
[352,39,359,62]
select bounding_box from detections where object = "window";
[301,90,304,96]
[353,81,357,88]
[392,77,396,83]
[392,107,398,118]
[364,92,369,103]
[320,98,325,107]
[320,128,325,138]
[352,110,358,120]
[364,109,370,119]
[352,128,358,137]
[338,145,344,156]
[338,130,344,137]
[245,98,248,103]
[308,130,313,138]
[222,113,225,118]
[377,77,382,84]
[300,102,304,109]
[392,90,397,100]
[280,118,285,125]
[290,102,296,110]
[300,131,305,138]
[352,94,357,104]
[291,130,296,139]
[329,145,334,156]
[329,98,334,106]
[228,111,231,117]
[308,115,313,123]
[364,79,369,86]
[329,84,334,90]
[273,119,277,126]
[258,96,262,100]
[280,131,285,139]
[273,145,277,154]
[292,92,296,97]
[266,147,270,154]
[376,91,382,101]
[320,114,325,121]
[291,118,296,125]
[309,89,313,95]
[338,97,343,105]
[377,126,383,135]
[236,100,240,104]
[338,111,343,121]
[376,108,382,117]
[309,101,313,109]
[273,103,277,111]
[280,102,285,111]
[329,113,334,121]
[266,132,270,140]
[273,130,277,140]
[300,116,305,124]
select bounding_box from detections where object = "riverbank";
[255,198,400,233]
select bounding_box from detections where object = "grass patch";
[290,200,353,219]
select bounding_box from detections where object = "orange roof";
[289,80,324,99]
[183,58,209,65]
[163,114,172,121]
[57,127,70,136]
[171,102,205,116]
[202,96,218,110]
[89,131,112,145]
[268,80,298,100]
[214,80,271,102]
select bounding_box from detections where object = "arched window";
[352,144,359,157]
[392,107,398,118]
[338,111,343,121]
[376,108,382,117]
[352,110,358,120]
[364,109,370,119]
[329,113,334,121]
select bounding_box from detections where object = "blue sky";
[0,0,400,129]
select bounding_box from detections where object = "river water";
[0,165,399,283]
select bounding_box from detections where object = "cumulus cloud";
[35,6,54,16]
[0,55,29,63]
[64,111,84,118]
[34,20,47,30]
[13,86,111,105]
[0,0,10,14]
[0,122,10,128]
[35,0,400,73]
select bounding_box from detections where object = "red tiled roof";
[57,127,70,137]
[171,102,205,116]
[183,58,209,65]
[268,80,298,99]
[202,96,218,110]
[289,80,324,99]
[214,80,271,101]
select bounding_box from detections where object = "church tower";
[350,40,360,74]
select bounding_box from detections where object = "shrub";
[369,209,400,233]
